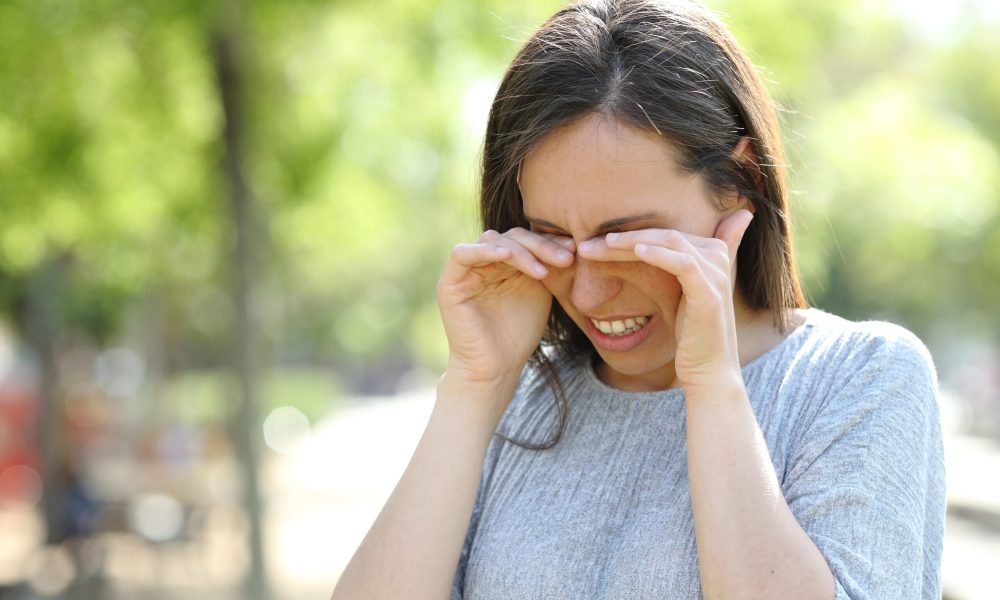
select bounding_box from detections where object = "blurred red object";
[0,376,40,504]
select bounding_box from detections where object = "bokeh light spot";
[263,406,311,454]
[95,347,146,398]
[128,492,185,543]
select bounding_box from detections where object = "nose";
[570,256,621,316]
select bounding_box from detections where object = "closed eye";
[525,212,666,236]
[531,227,567,236]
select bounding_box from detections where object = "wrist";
[436,369,522,429]
[442,361,523,389]
[681,369,746,403]
[439,367,520,388]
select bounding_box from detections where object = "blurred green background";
[0,0,998,598]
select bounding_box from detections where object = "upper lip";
[587,314,651,321]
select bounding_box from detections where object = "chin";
[596,348,676,375]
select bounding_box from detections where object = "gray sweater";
[451,308,946,599]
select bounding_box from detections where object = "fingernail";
[556,249,572,260]
[533,263,548,275]
[578,240,594,253]
[606,232,620,242]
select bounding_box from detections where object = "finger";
[502,227,575,268]
[441,242,513,283]
[632,243,716,305]
[488,235,554,279]
[603,228,721,251]
[713,209,754,265]
[630,231,730,285]
[575,236,644,262]
[547,233,577,251]
[603,230,728,266]
[450,241,512,265]
[579,231,719,265]
[550,235,577,254]
[478,229,555,277]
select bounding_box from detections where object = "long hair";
[481,0,807,450]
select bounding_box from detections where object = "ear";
[732,136,755,163]
[731,136,762,214]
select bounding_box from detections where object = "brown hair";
[480,0,807,449]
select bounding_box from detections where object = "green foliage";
[0,0,221,340]
[260,368,343,423]
[166,369,237,426]
[715,0,1000,338]
[1,0,998,394]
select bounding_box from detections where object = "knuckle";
[662,230,682,245]
[677,254,697,272]
[504,245,526,262]
[709,267,728,287]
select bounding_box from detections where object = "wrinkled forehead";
[519,114,711,237]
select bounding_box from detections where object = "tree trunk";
[213,11,270,600]
[25,256,67,547]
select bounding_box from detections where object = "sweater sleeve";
[780,325,947,600]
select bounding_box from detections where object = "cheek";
[543,262,683,311]
[541,266,573,298]
[623,262,683,307]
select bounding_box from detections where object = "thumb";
[714,208,754,265]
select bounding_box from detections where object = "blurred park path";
[264,387,438,599]
[293,385,1000,600]
[938,389,1000,600]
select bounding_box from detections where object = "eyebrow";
[525,212,664,234]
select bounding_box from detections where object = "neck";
[733,289,802,367]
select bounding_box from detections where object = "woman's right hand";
[437,227,575,384]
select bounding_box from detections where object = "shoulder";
[779,312,946,490]
[799,308,937,390]
[778,309,941,443]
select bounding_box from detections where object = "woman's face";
[519,112,738,391]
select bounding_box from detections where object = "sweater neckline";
[579,307,821,399]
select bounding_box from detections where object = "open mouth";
[589,315,651,337]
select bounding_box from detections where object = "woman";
[332,0,946,598]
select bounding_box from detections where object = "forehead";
[519,113,710,234]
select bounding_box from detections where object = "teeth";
[590,315,651,337]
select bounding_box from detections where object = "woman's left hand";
[577,209,754,390]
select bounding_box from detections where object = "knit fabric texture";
[451,308,946,599]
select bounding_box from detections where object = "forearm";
[684,376,835,600]
[332,373,518,600]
